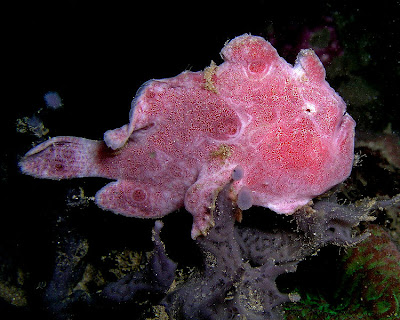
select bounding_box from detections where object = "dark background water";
[7,1,400,135]
[2,0,400,318]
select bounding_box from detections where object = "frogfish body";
[19,34,355,238]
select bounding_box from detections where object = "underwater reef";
[100,184,400,320]
[158,183,382,319]
[33,182,400,320]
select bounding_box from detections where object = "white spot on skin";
[303,102,316,114]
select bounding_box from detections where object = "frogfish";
[19,34,356,238]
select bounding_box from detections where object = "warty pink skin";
[19,34,355,238]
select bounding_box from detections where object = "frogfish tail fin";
[19,136,101,179]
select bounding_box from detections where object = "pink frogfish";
[19,34,355,238]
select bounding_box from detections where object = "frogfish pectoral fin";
[95,180,185,219]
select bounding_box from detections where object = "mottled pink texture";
[19,34,355,238]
